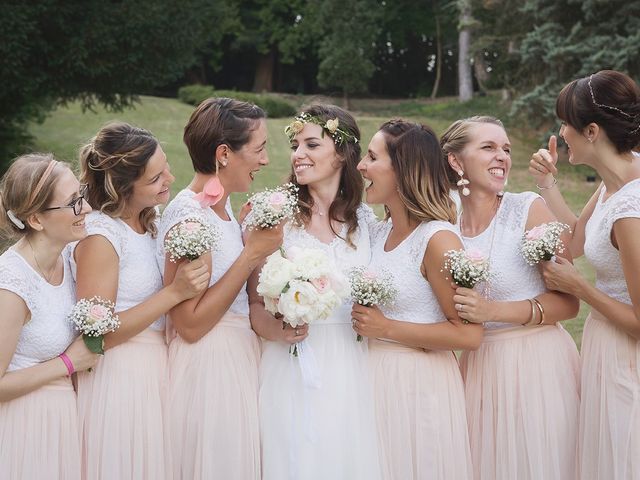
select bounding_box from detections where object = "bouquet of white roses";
[349,266,397,341]
[443,248,490,289]
[164,217,221,262]
[69,296,121,354]
[520,221,570,265]
[258,246,348,355]
[243,183,299,230]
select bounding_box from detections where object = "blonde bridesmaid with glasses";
[442,116,581,480]
[72,123,209,480]
[529,70,640,479]
[0,154,97,479]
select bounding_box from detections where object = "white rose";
[263,296,280,315]
[314,290,342,320]
[258,251,296,298]
[278,279,321,327]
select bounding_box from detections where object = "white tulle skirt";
[77,328,168,480]
[0,376,81,480]
[369,339,472,480]
[460,324,580,480]
[579,310,640,480]
[259,321,381,480]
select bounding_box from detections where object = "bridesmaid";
[0,154,97,479]
[442,116,581,480]
[529,70,640,479]
[353,120,478,480]
[73,123,209,480]
[158,98,282,480]
[250,104,381,480]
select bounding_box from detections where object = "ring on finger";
[295,328,300,336]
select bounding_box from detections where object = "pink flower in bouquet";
[88,304,109,325]
[183,221,201,233]
[362,270,378,281]
[466,247,486,263]
[310,276,330,293]
[525,225,545,241]
[268,192,287,212]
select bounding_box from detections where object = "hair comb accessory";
[588,74,640,134]
[6,210,25,230]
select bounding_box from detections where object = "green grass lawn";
[26,94,598,348]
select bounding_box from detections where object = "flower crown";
[284,112,359,146]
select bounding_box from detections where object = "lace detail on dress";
[84,212,126,257]
[0,248,77,371]
[585,179,640,304]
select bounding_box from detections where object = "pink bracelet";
[59,353,75,376]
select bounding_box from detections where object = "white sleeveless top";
[461,192,547,329]
[158,190,249,317]
[584,178,640,304]
[70,211,165,331]
[0,247,77,371]
[369,219,459,327]
[282,204,377,325]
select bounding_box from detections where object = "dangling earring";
[457,170,470,196]
[498,177,507,197]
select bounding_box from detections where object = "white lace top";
[283,204,377,325]
[584,178,640,304]
[461,192,546,329]
[369,219,459,328]
[158,190,249,317]
[70,212,165,331]
[0,247,77,371]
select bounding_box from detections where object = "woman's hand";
[453,287,496,324]
[170,258,210,301]
[244,222,284,261]
[351,304,391,339]
[529,135,559,188]
[540,256,586,297]
[279,322,309,344]
[63,336,99,373]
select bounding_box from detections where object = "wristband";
[59,353,75,376]
[536,177,557,191]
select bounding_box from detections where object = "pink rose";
[526,225,546,241]
[268,192,287,212]
[88,304,109,324]
[183,221,201,233]
[310,276,330,293]
[465,248,486,263]
[362,270,377,281]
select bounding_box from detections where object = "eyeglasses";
[43,184,88,216]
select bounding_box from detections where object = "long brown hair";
[379,120,456,224]
[287,104,363,246]
[79,122,159,236]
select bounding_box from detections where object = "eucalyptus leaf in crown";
[284,112,359,146]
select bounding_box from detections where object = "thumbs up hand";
[529,135,559,188]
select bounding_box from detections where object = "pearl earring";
[457,170,470,196]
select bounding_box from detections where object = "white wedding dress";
[259,205,381,480]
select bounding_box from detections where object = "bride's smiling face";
[290,124,343,187]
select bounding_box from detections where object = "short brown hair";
[556,70,640,153]
[79,122,159,236]
[183,97,266,174]
[0,153,69,239]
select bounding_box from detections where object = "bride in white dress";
[249,105,381,480]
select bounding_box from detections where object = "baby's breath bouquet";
[164,217,220,262]
[349,266,398,341]
[443,248,490,289]
[243,183,299,230]
[69,296,121,354]
[520,221,570,265]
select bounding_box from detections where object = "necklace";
[27,237,58,283]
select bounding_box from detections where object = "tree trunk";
[457,0,473,102]
[253,49,275,93]
[430,13,442,99]
[343,89,351,110]
[473,52,489,94]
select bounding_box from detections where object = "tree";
[457,0,475,101]
[0,0,217,170]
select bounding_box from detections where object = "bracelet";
[532,298,545,325]
[536,177,557,191]
[523,299,537,326]
[58,353,75,376]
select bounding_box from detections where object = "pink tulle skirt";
[370,339,473,480]
[166,313,261,480]
[460,324,580,480]
[0,376,81,480]
[76,328,168,480]
[579,310,640,479]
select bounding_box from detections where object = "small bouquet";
[520,221,570,265]
[349,266,398,341]
[69,296,121,354]
[243,183,299,230]
[443,248,490,289]
[164,217,221,262]
[257,246,348,355]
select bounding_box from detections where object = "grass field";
[26,94,598,348]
